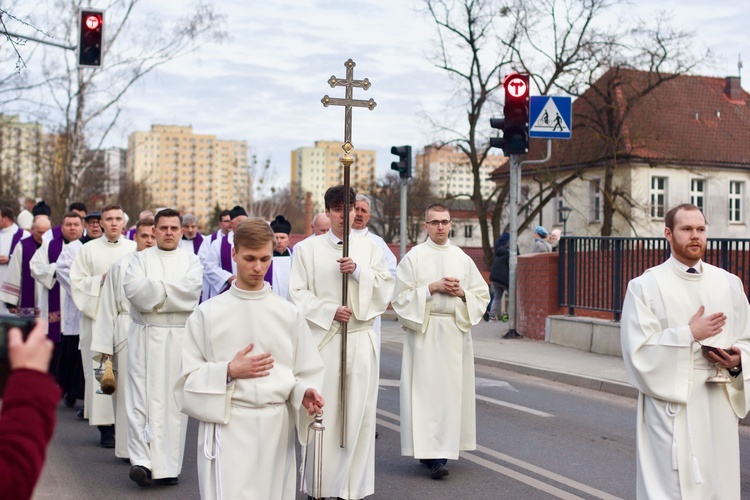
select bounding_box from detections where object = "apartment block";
[291,140,376,210]
[0,114,44,198]
[416,144,508,199]
[127,125,249,228]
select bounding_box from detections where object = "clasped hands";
[689,305,741,369]
[226,343,324,415]
[429,277,465,300]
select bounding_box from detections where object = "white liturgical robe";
[621,257,750,499]
[70,236,136,423]
[0,223,28,315]
[91,252,138,459]
[175,283,325,500]
[124,246,202,479]
[54,240,83,336]
[392,238,489,460]
[289,232,394,499]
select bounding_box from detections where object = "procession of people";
[0,187,489,500]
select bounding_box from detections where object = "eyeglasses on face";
[425,220,451,227]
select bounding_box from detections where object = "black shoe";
[99,433,115,448]
[76,408,85,419]
[129,465,152,487]
[430,463,449,480]
[155,477,179,486]
[419,459,430,466]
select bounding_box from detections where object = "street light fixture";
[559,206,572,236]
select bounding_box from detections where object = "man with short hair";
[91,217,155,460]
[621,203,750,498]
[0,207,29,315]
[124,209,202,487]
[392,203,490,480]
[178,213,204,255]
[31,213,84,393]
[212,209,232,243]
[0,217,50,320]
[290,185,394,499]
[175,218,325,499]
[352,194,397,347]
[70,203,136,447]
[310,212,330,236]
[126,210,154,240]
[42,202,86,243]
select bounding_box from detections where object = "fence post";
[558,238,566,308]
[613,238,623,322]
[566,237,576,316]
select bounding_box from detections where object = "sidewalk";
[380,312,638,399]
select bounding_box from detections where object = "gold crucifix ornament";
[321,58,376,449]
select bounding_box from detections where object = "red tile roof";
[491,68,750,177]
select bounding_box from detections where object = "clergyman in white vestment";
[69,204,136,447]
[621,203,750,499]
[124,209,202,487]
[91,218,156,459]
[175,219,325,500]
[289,185,394,500]
[392,203,489,480]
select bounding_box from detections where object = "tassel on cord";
[691,456,703,485]
[666,402,680,471]
[142,422,154,444]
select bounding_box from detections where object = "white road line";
[376,409,620,500]
[379,379,553,417]
[475,394,554,417]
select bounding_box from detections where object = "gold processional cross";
[321,58,376,448]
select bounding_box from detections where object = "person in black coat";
[488,232,510,321]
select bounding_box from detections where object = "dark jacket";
[490,244,509,286]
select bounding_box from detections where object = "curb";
[473,356,639,399]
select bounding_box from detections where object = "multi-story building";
[291,140,376,211]
[416,144,508,199]
[0,114,44,199]
[127,125,249,228]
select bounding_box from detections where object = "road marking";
[376,409,619,500]
[475,394,553,417]
[379,379,551,417]
[476,377,517,391]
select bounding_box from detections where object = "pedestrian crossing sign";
[529,96,572,139]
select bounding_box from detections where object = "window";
[729,180,744,223]
[690,178,705,213]
[449,228,455,238]
[464,225,472,238]
[555,191,568,225]
[588,179,602,223]
[650,176,668,219]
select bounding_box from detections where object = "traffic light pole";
[399,177,407,259]
[0,30,76,51]
[505,140,551,339]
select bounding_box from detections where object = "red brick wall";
[517,253,564,340]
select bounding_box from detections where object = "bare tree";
[5,1,225,209]
[368,173,436,244]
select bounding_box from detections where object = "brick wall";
[517,253,565,340]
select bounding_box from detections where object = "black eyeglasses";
[425,220,451,227]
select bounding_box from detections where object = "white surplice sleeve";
[391,250,431,333]
[30,241,56,290]
[174,308,232,424]
[620,274,693,404]
[70,246,104,319]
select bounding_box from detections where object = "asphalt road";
[33,340,750,499]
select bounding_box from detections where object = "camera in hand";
[0,314,35,397]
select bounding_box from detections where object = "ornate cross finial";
[321,58,377,147]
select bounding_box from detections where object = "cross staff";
[321,58,376,448]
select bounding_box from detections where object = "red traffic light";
[78,10,103,67]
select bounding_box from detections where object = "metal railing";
[557,237,750,321]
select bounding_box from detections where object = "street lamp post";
[559,206,572,236]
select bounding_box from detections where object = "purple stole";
[264,261,273,285]
[211,231,219,242]
[17,237,38,320]
[51,225,62,240]
[192,233,204,254]
[47,237,64,342]
[9,226,24,255]
[220,234,232,273]
[127,227,136,240]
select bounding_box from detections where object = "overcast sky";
[9,0,750,193]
